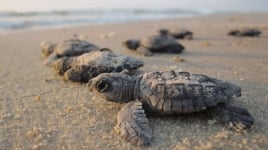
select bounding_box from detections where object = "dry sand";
[0,13,268,150]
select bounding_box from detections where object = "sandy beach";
[0,13,268,149]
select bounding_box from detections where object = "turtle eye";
[96,80,110,93]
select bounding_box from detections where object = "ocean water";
[0,9,214,30]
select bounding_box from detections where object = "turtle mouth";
[96,80,109,93]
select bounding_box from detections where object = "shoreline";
[1,12,267,35]
[0,13,268,149]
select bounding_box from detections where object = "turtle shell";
[138,70,241,114]
[54,38,99,57]
[74,51,143,71]
[170,29,193,39]
[140,35,178,51]
[53,50,144,75]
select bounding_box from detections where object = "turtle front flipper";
[208,103,254,130]
[115,101,152,146]
[136,47,153,56]
[44,53,58,66]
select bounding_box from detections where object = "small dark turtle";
[227,28,261,37]
[89,70,254,146]
[40,38,99,65]
[159,28,193,40]
[123,34,184,56]
[53,50,144,82]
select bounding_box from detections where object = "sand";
[0,13,268,150]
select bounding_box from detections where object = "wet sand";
[0,13,268,149]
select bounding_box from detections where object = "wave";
[0,9,215,30]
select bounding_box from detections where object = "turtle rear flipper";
[52,57,73,75]
[136,47,153,56]
[209,103,254,130]
[44,53,58,66]
[115,101,152,146]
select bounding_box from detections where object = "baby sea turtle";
[89,70,254,146]
[40,38,99,65]
[159,28,193,40]
[53,50,144,82]
[123,34,184,56]
[227,28,261,37]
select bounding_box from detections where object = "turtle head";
[88,73,136,103]
[159,29,169,36]
[40,41,56,56]
[122,40,140,50]
[52,57,73,75]
[227,30,240,36]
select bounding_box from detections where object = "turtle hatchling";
[159,28,193,40]
[40,38,99,65]
[123,33,184,56]
[52,50,144,82]
[89,70,254,146]
[227,28,261,37]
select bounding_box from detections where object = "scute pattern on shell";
[139,70,240,114]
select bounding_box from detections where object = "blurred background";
[0,0,267,30]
